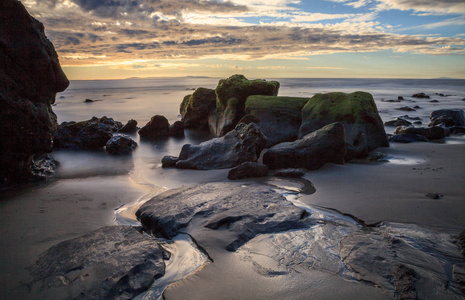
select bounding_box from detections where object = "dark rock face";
[429,109,465,127]
[105,134,138,155]
[138,115,170,140]
[161,155,179,168]
[136,182,307,252]
[118,119,138,133]
[394,126,446,140]
[264,122,346,170]
[0,0,69,182]
[412,93,430,99]
[169,121,184,137]
[274,168,307,178]
[180,87,216,129]
[389,133,428,143]
[299,92,388,160]
[208,75,280,136]
[228,162,269,180]
[175,123,267,170]
[385,118,412,127]
[243,95,309,147]
[54,117,122,150]
[29,226,165,300]
[457,230,465,258]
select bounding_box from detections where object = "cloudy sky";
[24,0,465,79]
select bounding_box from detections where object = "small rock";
[84,99,95,103]
[429,100,439,103]
[384,118,412,127]
[412,93,430,99]
[394,126,446,140]
[453,265,465,284]
[413,105,421,109]
[449,126,465,135]
[105,134,137,155]
[274,168,307,178]
[119,119,138,133]
[366,152,387,162]
[429,109,465,127]
[398,96,404,100]
[228,162,269,180]
[425,193,441,200]
[396,106,416,112]
[393,264,417,300]
[161,156,179,168]
[389,133,428,143]
[169,121,184,137]
[138,115,170,140]
[382,99,401,103]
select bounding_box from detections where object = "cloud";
[374,0,465,15]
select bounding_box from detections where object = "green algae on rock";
[180,87,216,130]
[299,92,388,160]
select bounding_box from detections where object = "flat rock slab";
[136,182,307,252]
[29,226,166,300]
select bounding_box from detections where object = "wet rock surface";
[105,134,138,155]
[0,0,69,182]
[385,117,413,127]
[54,116,122,150]
[29,226,166,300]
[429,109,465,127]
[137,182,308,252]
[118,119,138,133]
[169,121,185,137]
[299,92,389,160]
[174,123,267,170]
[263,122,346,170]
[138,115,170,140]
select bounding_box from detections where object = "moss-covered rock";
[299,92,388,160]
[243,95,309,147]
[180,87,216,129]
[209,75,280,136]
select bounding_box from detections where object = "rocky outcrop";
[138,115,170,140]
[429,109,465,127]
[264,122,346,170]
[0,0,69,182]
[242,95,309,147]
[29,226,166,300]
[208,75,280,136]
[105,134,138,155]
[228,162,269,180]
[136,182,307,252]
[54,117,122,150]
[299,92,389,160]
[118,119,138,133]
[180,87,216,129]
[174,123,267,170]
[394,126,446,141]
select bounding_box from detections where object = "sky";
[24,0,465,80]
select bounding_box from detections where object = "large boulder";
[54,116,122,150]
[105,134,138,155]
[136,182,307,252]
[208,75,280,136]
[175,123,267,170]
[28,226,166,299]
[429,109,465,127]
[0,0,69,182]
[180,87,216,129]
[264,122,346,170]
[242,95,309,147]
[138,115,170,140]
[299,92,389,160]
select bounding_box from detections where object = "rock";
[180,87,216,129]
[0,0,69,183]
[136,182,307,252]
[366,151,388,162]
[398,96,404,100]
[84,98,95,103]
[118,119,138,133]
[169,121,184,137]
[299,92,388,160]
[394,126,446,140]
[449,126,465,135]
[396,106,416,112]
[161,155,179,168]
[384,118,412,127]
[429,109,465,127]
[412,93,430,99]
[138,115,169,140]
[264,122,346,170]
[425,193,441,200]
[242,95,309,147]
[29,226,165,300]
[382,99,401,102]
[274,168,307,178]
[175,123,267,170]
[392,264,417,300]
[208,75,280,136]
[31,154,59,180]
[105,134,137,155]
[413,105,421,109]
[457,230,465,258]
[453,265,465,284]
[429,100,439,103]
[54,116,122,150]
[228,162,269,180]
[389,133,428,143]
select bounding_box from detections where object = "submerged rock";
[180,87,216,130]
[299,92,388,160]
[228,162,269,180]
[242,95,309,147]
[385,118,412,127]
[175,123,267,170]
[0,0,69,182]
[412,93,430,99]
[138,115,170,140]
[389,133,429,143]
[209,75,280,136]
[118,119,138,133]
[54,116,122,150]
[264,122,346,170]
[429,109,465,127]
[29,226,165,300]
[105,134,137,155]
[394,126,446,141]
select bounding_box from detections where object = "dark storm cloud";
[181,36,244,46]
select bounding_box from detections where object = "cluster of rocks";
[0,0,69,183]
